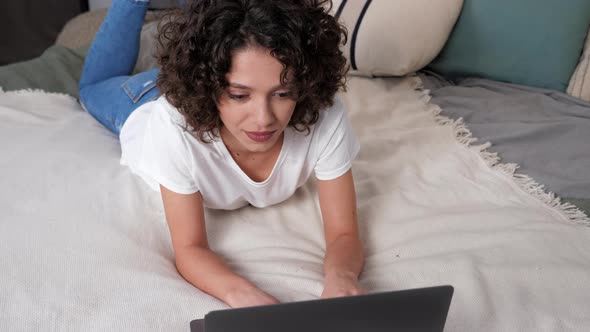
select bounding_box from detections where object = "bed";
[1,2,590,331]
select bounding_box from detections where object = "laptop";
[190,285,454,332]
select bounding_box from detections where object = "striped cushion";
[332,0,463,77]
[567,28,590,102]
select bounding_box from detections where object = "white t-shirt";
[119,95,360,210]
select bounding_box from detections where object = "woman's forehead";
[226,47,293,89]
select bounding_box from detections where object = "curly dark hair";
[156,0,348,142]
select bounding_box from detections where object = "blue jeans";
[79,0,160,136]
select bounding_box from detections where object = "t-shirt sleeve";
[138,106,199,194]
[314,97,360,180]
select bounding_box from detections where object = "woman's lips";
[245,131,275,142]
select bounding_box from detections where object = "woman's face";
[217,46,297,154]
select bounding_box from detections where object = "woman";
[79,0,364,308]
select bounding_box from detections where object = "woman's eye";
[228,93,248,100]
[275,91,292,98]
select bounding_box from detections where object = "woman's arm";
[316,169,365,298]
[159,185,279,308]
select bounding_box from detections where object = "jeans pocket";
[121,69,160,103]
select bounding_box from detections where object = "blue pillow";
[428,0,590,91]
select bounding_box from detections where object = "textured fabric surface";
[1,77,589,331]
[567,27,590,102]
[421,72,590,202]
[429,0,590,92]
[331,0,463,77]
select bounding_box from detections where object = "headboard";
[0,0,88,65]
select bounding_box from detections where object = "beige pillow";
[135,20,161,73]
[56,9,108,50]
[332,0,463,77]
[567,28,590,102]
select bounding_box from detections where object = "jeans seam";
[121,80,157,104]
[125,0,151,7]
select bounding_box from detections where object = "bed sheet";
[421,72,590,213]
[1,76,590,331]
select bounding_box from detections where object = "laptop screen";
[191,285,453,332]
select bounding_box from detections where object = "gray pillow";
[0,45,87,98]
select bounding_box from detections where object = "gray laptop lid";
[190,285,453,332]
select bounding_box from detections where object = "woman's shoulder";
[147,96,188,127]
[314,95,348,134]
[149,96,221,151]
[130,96,213,154]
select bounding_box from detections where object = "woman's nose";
[254,98,275,127]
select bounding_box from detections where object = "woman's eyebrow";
[228,82,290,90]
[228,82,251,89]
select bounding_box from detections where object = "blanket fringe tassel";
[0,87,77,101]
[411,75,590,226]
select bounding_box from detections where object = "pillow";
[428,0,590,92]
[567,27,590,102]
[56,9,108,50]
[0,45,86,98]
[331,0,464,77]
[135,20,161,73]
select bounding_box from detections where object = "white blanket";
[1,77,589,331]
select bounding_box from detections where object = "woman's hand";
[224,284,280,308]
[320,271,366,299]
